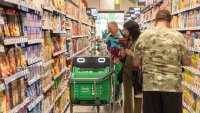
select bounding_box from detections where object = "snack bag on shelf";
[196,97,200,113]
[0,90,6,113]
[7,48,17,74]
[183,87,197,111]
[0,52,10,78]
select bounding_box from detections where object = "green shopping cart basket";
[69,57,115,113]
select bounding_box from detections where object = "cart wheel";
[120,100,123,107]
[70,104,73,113]
[97,106,100,113]
[109,103,114,113]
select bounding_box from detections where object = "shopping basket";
[69,57,115,113]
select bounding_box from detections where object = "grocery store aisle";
[65,104,123,113]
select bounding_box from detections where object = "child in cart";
[104,22,126,101]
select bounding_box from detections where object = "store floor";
[65,104,123,113]
[65,85,139,113]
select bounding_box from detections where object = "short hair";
[155,9,172,23]
[108,21,118,27]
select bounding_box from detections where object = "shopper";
[104,21,124,100]
[120,20,142,113]
[133,9,191,113]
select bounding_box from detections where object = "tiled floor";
[65,104,123,113]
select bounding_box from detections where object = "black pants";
[143,91,182,113]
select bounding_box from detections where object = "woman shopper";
[120,20,142,113]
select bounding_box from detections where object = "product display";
[0,0,96,113]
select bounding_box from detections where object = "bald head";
[108,21,119,36]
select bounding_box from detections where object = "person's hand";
[124,49,134,56]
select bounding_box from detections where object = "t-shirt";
[134,27,188,92]
[104,31,124,49]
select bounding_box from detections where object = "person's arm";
[133,36,144,67]
[181,56,191,66]
[179,33,191,66]
[133,58,142,67]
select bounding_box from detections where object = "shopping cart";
[68,57,115,113]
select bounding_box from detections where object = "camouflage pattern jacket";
[134,27,188,92]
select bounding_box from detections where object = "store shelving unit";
[0,0,96,113]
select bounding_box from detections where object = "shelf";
[4,37,28,45]
[182,82,200,96]
[43,81,54,93]
[61,102,70,113]
[53,9,66,15]
[1,0,42,14]
[141,0,163,14]
[173,26,200,31]
[81,21,91,26]
[42,26,53,30]
[143,18,155,23]
[41,5,53,12]
[0,45,5,52]
[43,59,54,68]
[9,97,30,113]
[182,66,200,75]
[66,15,79,22]
[67,46,90,60]
[28,75,42,86]
[28,56,43,65]
[68,0,79,8]
[4,69,29,84]
[44,102,55,113]
[27,94,44,111]
[66,27,72,30]
[53,67,67,80]
[28,38,44,44]
[183,102,195,113]
[71,35,89,38]
[54,86,67,102]
[172,4,200,15]
[0,83,5,92]
[188,47,200,52]
[52,30,67,34]
[53,49,67,57]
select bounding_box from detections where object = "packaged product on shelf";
[7,48,17,74]
[0,90,6,113]
[23,12,42,40]
[0,7,4,40]
[196,97,200,113]
[183,87,197,112]
[42,67,53,90]
[52,37,61,53]
[26,45,42,61]
[61,15,66,31]
[3,9,24,37]
[42,11,53,28]
[53,15,61,32]
[0,52,10,78]
[43,0,53,7]
[183,108,190,113]
[28,62,43,81]
[42,31,53,62]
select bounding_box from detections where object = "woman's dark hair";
[123,20,141,41]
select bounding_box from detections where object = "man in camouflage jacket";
[133,9,191,113]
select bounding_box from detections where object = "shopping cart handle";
[68,70,114,82]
